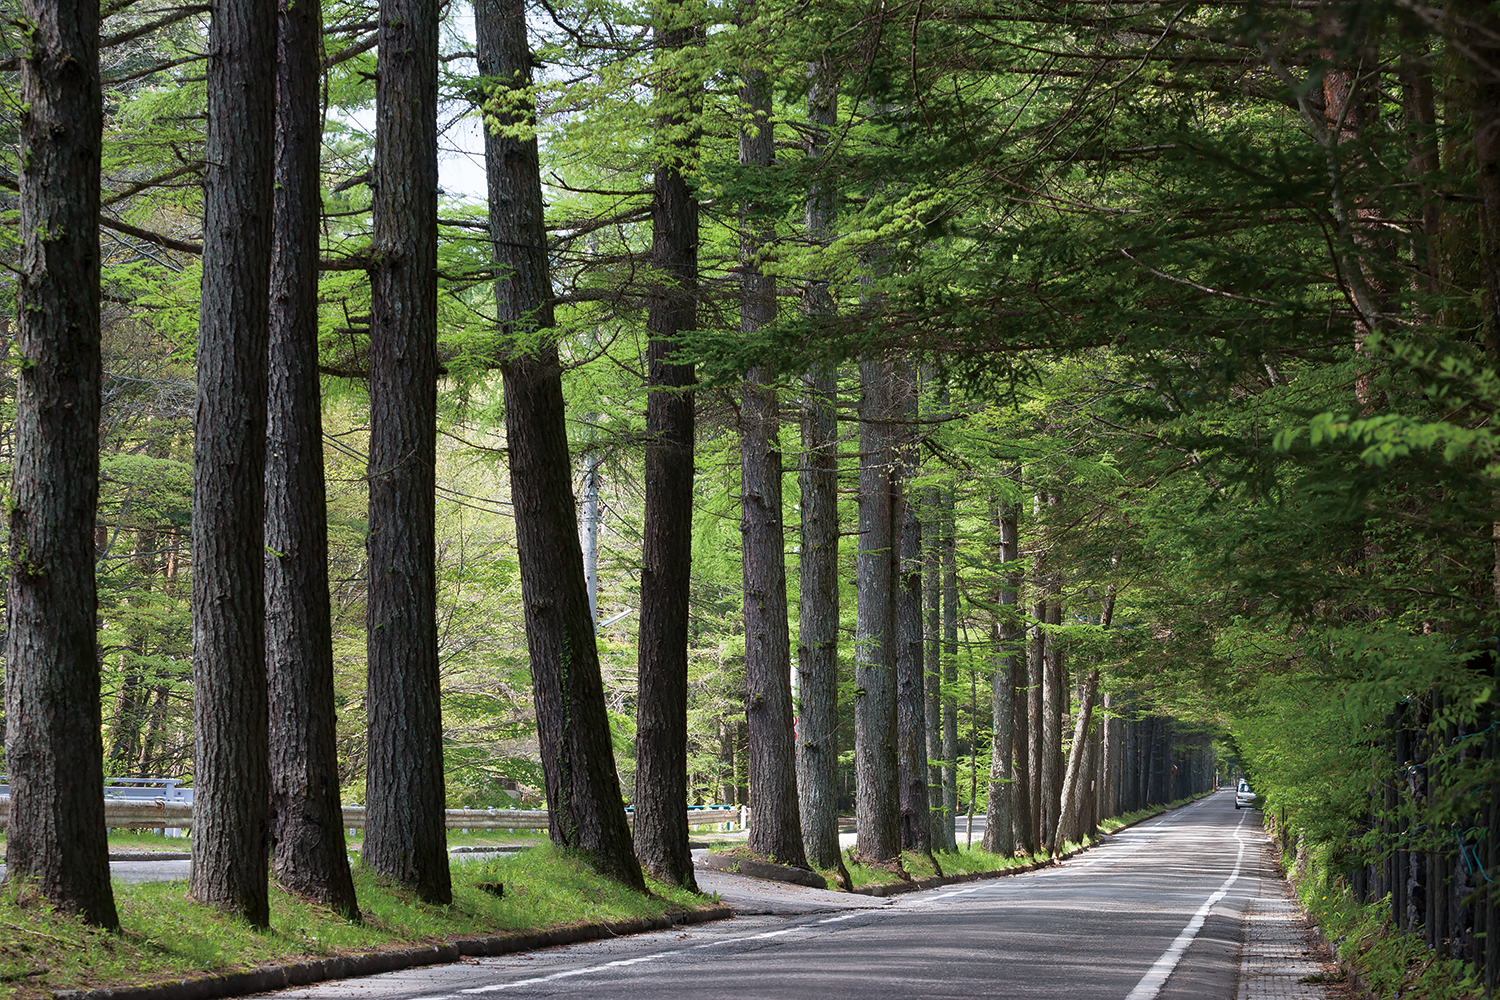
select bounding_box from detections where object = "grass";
[0,846,712,1000]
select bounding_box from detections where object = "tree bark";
[855,357,901,865]
[983,490,1020,858]
[4,0,117,924]
[941,484,959,851]
[738,67,805,870]
[266,0,359,920]
[634,7,699,890]
[1052,668,1100,851]
[923,484,945,850]
[364,0,450,904]
[794,56,847,883]
[895,366,932,859]
[476,0,644,892]
[190,0,275,925]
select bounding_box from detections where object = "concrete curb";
[52,907,734,1000]
[696,853,828,890]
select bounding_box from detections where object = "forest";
[0,0,1497,988]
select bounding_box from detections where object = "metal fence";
[0,796,745,834]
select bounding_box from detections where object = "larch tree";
[795,57,846,880]
[190,0,276,925]
[854,357,901,864]
[3,0,117,927]
[895,367,932,858]
[476,0,644,891]
[940,483,959,849]
[363,0,450,904]
[738,61,806,870]
[982,490,1020,858]
[265,0,360,919]
[634,1,700,890]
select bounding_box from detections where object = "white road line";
[606,950,681,967]
[1124,810,1248,1000]
[817,912,867,923]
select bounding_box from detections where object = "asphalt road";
[255,791,1268,1000]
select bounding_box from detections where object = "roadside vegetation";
[0,848,708,1000]
[1271,816,1484,1000]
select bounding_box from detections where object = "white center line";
[1124,809,1248,1000]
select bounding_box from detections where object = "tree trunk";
[895,365,931,859]
[189,0,275,926]
[738,67,805,870]
[1053,582,1112,851]
[855,357,901,864]
[941,483,960,851]
[634,7,699,890]
[266,0,359,920]
[1011,644,1035,855]
[364,0,450,905]
[1027,582,1045,848]
[923,484,945,850]
[4,0,116,924]
[477,0,644,892]
[1041,595,1065,851]
[794,58,845,880]
[983,490,1020,858]
[1052,669,1100,851]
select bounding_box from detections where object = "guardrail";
[0,797,746,833]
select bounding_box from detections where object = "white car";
[1234,781,1257,809]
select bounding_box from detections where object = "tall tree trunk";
[738,67,805,870]
[923,485,944,849]
[1041,594,1065,851]
[794,58,846,880]
[478,0,645,891]
[266,0,359,920]
[1053,669,1100,851]
[855,357,901,865]
[983,489,1020,858]
[941,485,960,851]
[1026,541,1045,848]
[1011,643,1035,855]
[634,6,699,890]
[895,365,932,859]
[364,0,449,905]
[4,0,116,924]
[190,0,275,925]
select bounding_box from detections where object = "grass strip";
[0,846,710,1000]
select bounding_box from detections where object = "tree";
[738,62,806,870]
[983,490,1020,858]
[363,0,450,904]
[854,357,901,864]
[190,0,276,925]
[3,0,117,927]
[794,56,847,880]
[634,1,700,890]
[895,367,932,858]
[266,0,359,919]
[477,0,644,891]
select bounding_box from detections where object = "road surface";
[253,791,1270,1000]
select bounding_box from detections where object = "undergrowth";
[1269,807,1484,1000]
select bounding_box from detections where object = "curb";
[696,853,828,890]
[53,906,734,1000]
[846,794,1209,898]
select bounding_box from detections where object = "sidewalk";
[1237,837,1351,1000]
